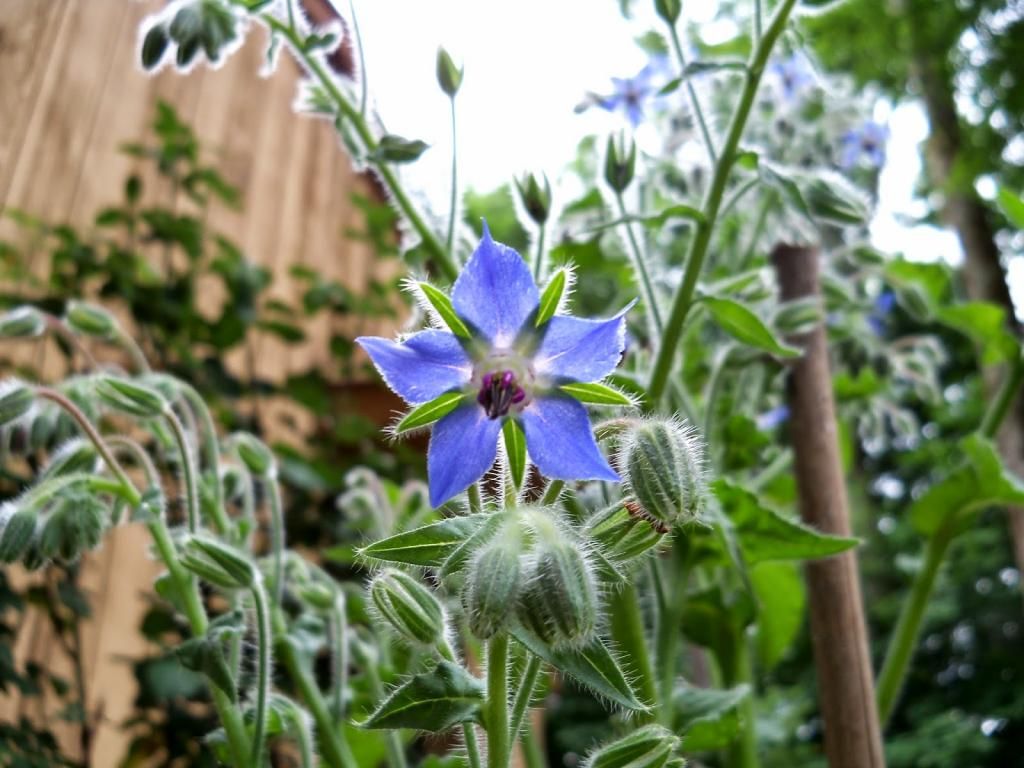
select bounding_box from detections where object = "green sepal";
[502,419,527,490]
[418,282,472,338]
[395,392,466,435]
[536,269,568,327]
[559,381,634,407]
[360,660,484,731]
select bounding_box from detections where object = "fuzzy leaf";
[503,420,526,490]
[536,269,568,327]
[701,296,800,358]
[419,282,472,338]
[511,626,647,711]
[395,392,466,435]
[559,381,634,406]
[673,683,751,750]
[358,515,489,566]
[361,661,483,731]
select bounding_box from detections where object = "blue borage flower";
[357,224,631,508]
[840,120,889,170]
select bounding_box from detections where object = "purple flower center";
[477,369,526,419]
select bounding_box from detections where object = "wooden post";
[771,243,886,768]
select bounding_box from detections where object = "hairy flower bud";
[464,529,522,639]
[65,301,117,339]
[604,133,636,193]
[299,583,338,612]
[181,535,256,590]
[518,511,598,649]
[622,418,708,528]
[514,172,552,225]
[584,724,681,768]
[585,500,667,563]
[0,306,45,339]
[232,432,274,476]
[654,0,682,25]
[96,376,167,419]
[0,504,38,564]
[0,383,34,428]
[436,46,463,97]
[370,569,445,646]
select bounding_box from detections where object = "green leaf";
[760,164,811,220]
[511,626,647,711]
[371,135,430,164]
[418,282,471,338]
[536,269,567,326]
[360,661,483,731]
[394,392,466,435]
[559,381,634,406]
[937,301,1019,365]
[750,562,805,670]
[701,296,800,358]
[357,515,489,566]
[910,434,1024,535]
[672,683,751,751]
[997,186,1024,229]
[715,479,859,564]
[503,420,526,490]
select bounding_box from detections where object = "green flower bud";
[40,439,98,479]
[622,418,708,528]
[65,301,117,339]
[654,0,682,25]
[604,133,636,193]
[436,46,463,97]
[0,307,46,339]
[141,23,171,70]
[370,569,445,646]
[773,297,822,336]
[181,535,256,590]
[584,724,681,768]
[0,382,34,428]
[96,376,167,419]
[514,172,552,225]
[232,432,274,476]
[0,504,38,563]
[585,500,667,563]
[299,583,338,612]
[896,283,932,322]
[464,529,522,639]
[518,512,598,649]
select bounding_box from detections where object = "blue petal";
[428,404,503,507]
[356,331,471,405]
[532,304,632,383]
[519,395,618,483]
[451,222,538,347]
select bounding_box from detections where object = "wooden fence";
[0,0,398,763]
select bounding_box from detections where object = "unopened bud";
[96,376,167,419]
[370,569,445,646]
[436,46,463,97]
[518,512,598,649]
[181,535,256,590]
[232,432,274,476]
[41,439,98,479]
[585,500,667,563]
[896,283,932,322]
[604,134,636,193]
[514,172,552,225]
[299,583,338,612]
[654,0,682,25]
[65,301,117,339]
[622,419,707,528]
[0,504,37,563]
[0,383,34,428]
[584,724,681,768]
[0,307,45,339]
[141,23,171,70]
[464,531,522,639]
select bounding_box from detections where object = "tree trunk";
[908,11,1024,596]
[772,243,887,768]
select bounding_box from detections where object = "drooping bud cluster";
[370,569,446,647]
[583,724,684,768]
[621,418,708,530]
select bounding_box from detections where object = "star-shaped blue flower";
[357,225,627,508]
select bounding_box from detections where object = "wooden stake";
[771,243,886,768]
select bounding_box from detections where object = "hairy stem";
[532,223,546,281]
[266,471,286,606]
[250,579,273,768]
[616,192,663,336]
[447,96,459,262]
[719,626,759,768]
[608,583,656,720]
[667,25,717,165]
[509,653,543,742]
[486,634,511,768]
[164,407,200,534]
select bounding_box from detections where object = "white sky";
[349,0,1024,310]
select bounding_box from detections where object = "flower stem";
[718,626,759,768]
[876,524,953,726]
[607,582,656,720]
[615,192,663,337]
[366,662,409,768]
[265,16,458,283]
[667,25,718,165]
[346,0,368,116]
[176,380,230,535]
[163,407,200,534]
[532,223,546,281]
[447,96,459,262]
[266,471,286,607]
[486,634,511,768]
[250,578,272,768]
[508,653,543,742]
[980,347,1024,439]
[331,596,348,722]
[647,0,798,407]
